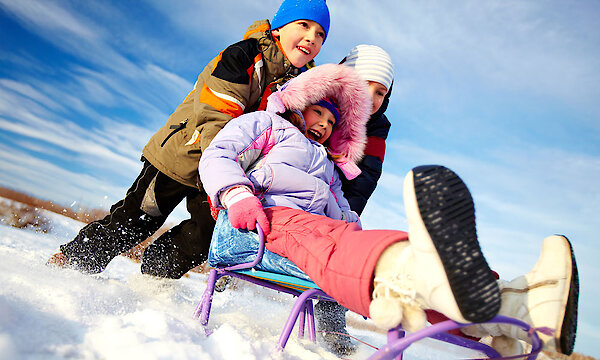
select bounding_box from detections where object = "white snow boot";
[461,235,579,355]
[370,165,501,332]
[371,241,427,332]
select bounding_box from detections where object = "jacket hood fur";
[266,64,371,167]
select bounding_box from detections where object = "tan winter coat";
[142,20,310,188]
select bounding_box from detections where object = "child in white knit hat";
[343,44,394,114]
[315,44,396,356]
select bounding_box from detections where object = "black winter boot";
[61,221,154,274]
[141,234,201,279]
[314,301,358,356]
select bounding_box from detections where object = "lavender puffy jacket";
[200,110,352,219]
[199,64,372,221]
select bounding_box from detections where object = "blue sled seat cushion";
[209,211,311,281]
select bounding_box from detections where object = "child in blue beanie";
[49,0,331,281]
[271,0,330,68]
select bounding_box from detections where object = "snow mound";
[0,199,488,359]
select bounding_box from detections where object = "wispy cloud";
[0,0,135,75]
[0,79,148,180]
[0,142,126,208]
[372,2,598,106]
[384,140,600,235]
[0,0,98,42]
[144,0,278,42]
[0,0,193,108]
[0,79,63,112]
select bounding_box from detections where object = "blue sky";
[0,0,598,356]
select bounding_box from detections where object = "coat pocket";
[160,119,188,147]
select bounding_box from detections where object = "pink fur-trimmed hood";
[266,64,371,179]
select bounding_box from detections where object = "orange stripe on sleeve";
[199,84,244,118]
[272,36,287,60]
[246,64,253,80]
[243,23,270,40]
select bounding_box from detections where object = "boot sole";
[558,235,578,355]
[409,165,501,323]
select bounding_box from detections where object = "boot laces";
[373,274,418,307]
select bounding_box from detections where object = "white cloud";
[144,0,277,43]
[0,112,141,178]
[145,64,193,100]
[0,80,144,178]
[65,65,182,127]
[0,79,64,112]
[376,138,599,277]
[384,139,600,235]
[72,74,119,108]
[0,0,97,42]
[0,0,141,77]
[327,1,600,122]
[0,143,127,209]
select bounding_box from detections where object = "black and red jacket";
[339,87,392,215]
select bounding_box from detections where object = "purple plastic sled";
[194,224,544,359]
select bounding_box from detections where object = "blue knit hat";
[315,97,340,126]
[271,0,330,42]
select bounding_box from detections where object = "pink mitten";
[227,196,271,234]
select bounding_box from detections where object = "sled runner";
[193,224,545,359]
[193,224,335,350]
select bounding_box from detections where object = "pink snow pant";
[263,206,408,318]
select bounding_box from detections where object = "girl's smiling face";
[301,104,336,144]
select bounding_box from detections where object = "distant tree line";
[0,186,108,224]
[0,186,185,268]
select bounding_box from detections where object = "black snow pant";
[60,159,215,278]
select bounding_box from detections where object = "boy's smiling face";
[302,104,335,144]
[272,20,324,68]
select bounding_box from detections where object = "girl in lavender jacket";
[199,64,371,279]
[200,63,369,226]
[200,63,369,277]
[198,64,578,357]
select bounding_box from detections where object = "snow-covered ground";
[0,199,497,359]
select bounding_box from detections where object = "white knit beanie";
[343,45,394,90]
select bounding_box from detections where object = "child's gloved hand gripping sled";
[221,185,271,235]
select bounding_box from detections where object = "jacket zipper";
[160,119,188,147]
